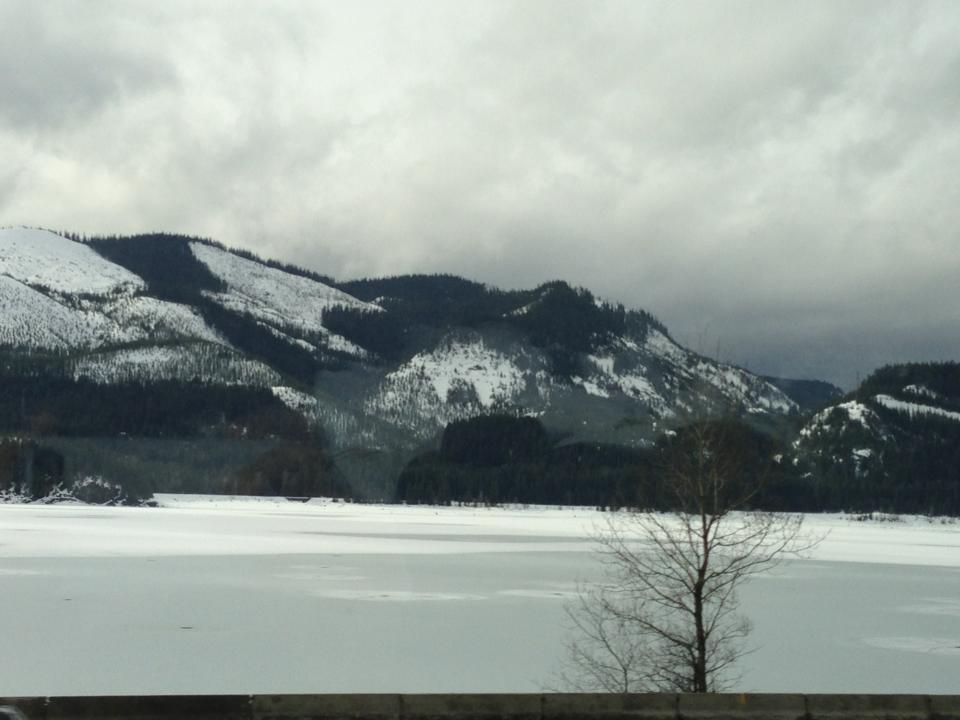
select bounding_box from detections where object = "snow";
[903,384,941,400]
[581,352,669,411]
[0,227,144,296]
[0,263,226,352]
[365,334,533,436]
[101,295,224,344]
[874,393,960,422]
[1,502,959,695]
[571,376,610,398]
[617,373,668,408]
[841,400,872,426]
[0,500,954,566]
[642,329,795,415]
[0,499,596,558]
[71,344,282,386]
[271,386,319,413]
[587,354,616,375]
[0,275,120,349]
[799,400,876,438]
[644,328,688,365]
[190,243,376,356]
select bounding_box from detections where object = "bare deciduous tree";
[558,420,815,693]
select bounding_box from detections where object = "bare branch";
[555,418,819,694]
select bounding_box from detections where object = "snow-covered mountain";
[1,227,797,449]
[353,324,796,443]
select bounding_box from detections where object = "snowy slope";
[0,274,124,349]
[792,398,892,474]
[71,344,282,386]
[102,295,224,345]
[191,242,378,356]
[799,399,879,438]
[0,229,228,352]
[0,227,144,296]
[790,368,960,484]
[0,277,227,351]
[364,332,551,437]
[874,393,960,422]
[642,330,796,414]
[361,325,797,442]
[567,330,795,417]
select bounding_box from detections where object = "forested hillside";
[1,228,956,513]
[791,362,960,515]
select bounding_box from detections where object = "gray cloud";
[0,3,177,131]
[2,0,959,388]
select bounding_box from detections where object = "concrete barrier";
[253,694,399,720]
[0,695,957,720]
[804,695,931,720]
[542,693,678,720]
[677,693,807,720]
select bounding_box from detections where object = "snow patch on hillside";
[71,344,282,386]
[796,400,889,450]
[385,336,525,407]
[0,227,144,296]
[0,275,120,349]
[579,352,671,414]
[902,384,941,401]
[643,329,795,415]
[695,361,795,413]
[102,296,224,344]
[365,335,538,437]
[190,243,375,356]
[644,329,688,366]
[272,386,319,414]
[571,376,610,398]
[874,394,960,423]
[0,275,227,351]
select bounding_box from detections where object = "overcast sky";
[2,1,958,388]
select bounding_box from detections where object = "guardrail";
[0,694,958,720]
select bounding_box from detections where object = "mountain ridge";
[0,226,799,452]
[2,227,957,514]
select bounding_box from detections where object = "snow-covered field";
[0,500,958,695]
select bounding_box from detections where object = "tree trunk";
[693,583,707,692]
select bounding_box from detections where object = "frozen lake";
[1,499,959,695]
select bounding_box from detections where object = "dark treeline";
[0,374,344,504]
[0,376,314,439]
[859,361,960,410]
[0,439,64,500]
[225,442,350,498]
[762,375,844,413]
[85,233,227,302]
[396,413,960,514]
[0,437,348,505]
[396,415,809,510]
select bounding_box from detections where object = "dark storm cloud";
[2,0,959,387]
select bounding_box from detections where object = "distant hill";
[790,362,960,515]
[762,375,844,413]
